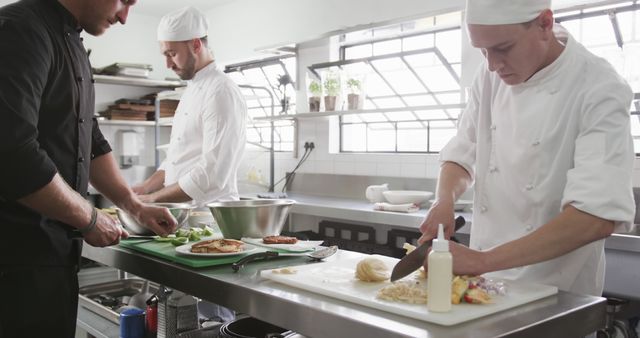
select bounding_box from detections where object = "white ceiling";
[0,0,235,18]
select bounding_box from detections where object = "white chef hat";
[157,6,208,41]
[465,0,551,25]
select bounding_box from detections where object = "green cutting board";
[119,239,264,268]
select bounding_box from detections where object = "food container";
[382,190,433,205]
[117,203,194,235]
[206,199,295,239]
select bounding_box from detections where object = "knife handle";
[232,251,280,272]
[451,216,466,243]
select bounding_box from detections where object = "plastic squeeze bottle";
[427,223,453,312]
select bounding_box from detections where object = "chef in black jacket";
[0,0,178,337]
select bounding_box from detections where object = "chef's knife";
[389,215,466,282]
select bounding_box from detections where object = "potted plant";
[323,75,341,111]
[346,78,362,110]
[308,80,322,112]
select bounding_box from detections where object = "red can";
[145,303,157,337]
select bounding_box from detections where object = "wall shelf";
[93,75,184,88]
[97,118,173,127]
[252,103,466,121]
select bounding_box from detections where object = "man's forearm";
[147,183,191,203]
[482,205,614,273]
[435,161,473,203]
[89,153,139,211]
[18,174,93,229]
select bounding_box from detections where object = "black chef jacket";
[0,0,112,266]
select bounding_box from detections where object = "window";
[556,2,640,154]
[225,56,297,152]
[312,13,464,153]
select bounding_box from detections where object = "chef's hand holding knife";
[418,199,486,277]
[83,201,178,247]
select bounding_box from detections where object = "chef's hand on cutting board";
[422,242,487,277]
[83,209,129,247]
[419,199,456,241]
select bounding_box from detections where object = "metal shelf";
[252,103,466,121]
[93,75,184,88]
[97,118,173,127]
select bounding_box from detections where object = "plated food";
[191,239,244,253]
[263,235,298,244]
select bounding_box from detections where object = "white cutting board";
[262,254,558,326]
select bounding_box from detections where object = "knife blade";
[390,215,466,282]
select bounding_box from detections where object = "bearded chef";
[133,7,247,206]
[132,6,247,323]
[419,0,635,297]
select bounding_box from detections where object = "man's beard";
[177,53,197,80]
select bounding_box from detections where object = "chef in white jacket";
[133,6,246,323]
[133,6,247,206]
[420,0,635,297]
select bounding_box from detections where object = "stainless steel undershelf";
[83,244,606,338]
[77,305,120,338]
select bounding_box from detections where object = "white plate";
[175,242,257,257]
[241,237,324,253]
[428,199,473,211]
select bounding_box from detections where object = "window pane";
[336,16,463,154]
[397,124,428,151]
[435,29,461,63]
[414,65,460,91]
[403,34,434,51]
[581,16,615,46]
[345,44,372,59]
[368,125,396,151]
[364,73,395,96]
[373,39,402,56]
[388,110,418,121]
[415,109,457,120]
[404,94,437,106]
[616,12,634,42]
[372,97,405,108]
[342,124,367,151]
[429,121,457,152]
[226,56,296,152]
[360,113,389,122]
[381,69,424,94]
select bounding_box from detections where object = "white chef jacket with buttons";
[440,28,635,296]
[159,62,247,206]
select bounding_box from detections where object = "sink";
[79,278,159,324]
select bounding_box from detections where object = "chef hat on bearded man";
[465,0,551,25]
[157,6,208,41]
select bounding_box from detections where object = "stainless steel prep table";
[82,244,606,338]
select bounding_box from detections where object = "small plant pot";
[347,94,360,110]
[325,96,337,111]
[309,97,321,112]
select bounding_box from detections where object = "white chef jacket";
[440,27,635,296]
[159,62,247,206]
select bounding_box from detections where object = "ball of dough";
[355,257,390,282]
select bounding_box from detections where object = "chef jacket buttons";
[490,124,496,130]
[526,224,534,231]
[480,206,488,213]
[525,184,534,191]
[532,141,540,146]
[79,118,85,123]
[78,157,84,163]
[489,166,498,173]
[77,76,83,82]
